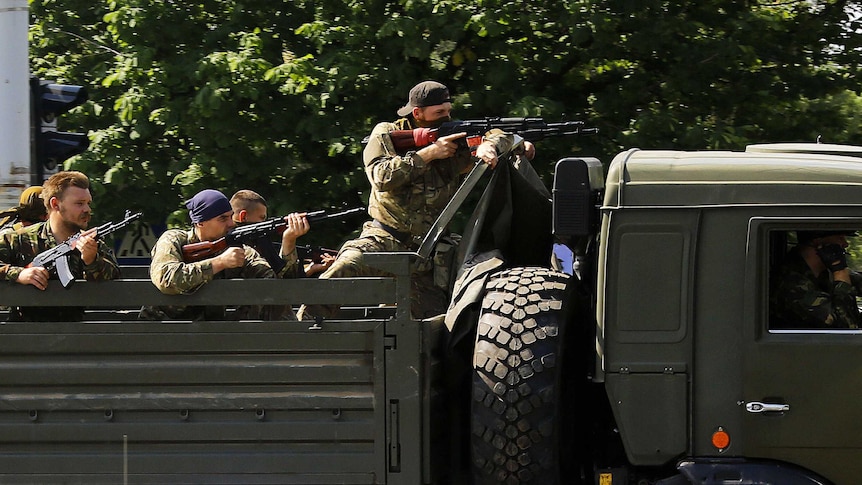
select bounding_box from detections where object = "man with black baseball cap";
[396,80,453,117]
[298,80,531,321]
[770,229,862,328]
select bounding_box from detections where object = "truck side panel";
[599,210,697,466]
[0,321,386,484]
[0,253,437,484]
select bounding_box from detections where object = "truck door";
[742,224,862,485]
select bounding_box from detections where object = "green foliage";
[847,236,862,269]
[28,0,862,246]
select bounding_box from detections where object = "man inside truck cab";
[770,230,862,329]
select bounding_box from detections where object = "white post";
[0,0,31,210]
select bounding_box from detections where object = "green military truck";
[1,142,860,484]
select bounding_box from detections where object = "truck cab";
[572,144,862,484]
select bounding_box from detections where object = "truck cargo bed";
[0,253,441,484]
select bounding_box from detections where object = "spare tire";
[470,266,572,485]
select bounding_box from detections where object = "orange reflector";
[712,428,730,449]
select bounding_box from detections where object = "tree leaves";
[28,0,862,247]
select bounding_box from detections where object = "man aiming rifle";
[228,190,352,277]
[140,189,310,321]
[299,81,597,321]
[184,203,363,266]
[364,116,596,153]
[298,80,531,321]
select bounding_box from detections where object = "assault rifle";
[30,210,143,288]
[296,245,338,264]
[182,207,365,263]
[361,117,598,152]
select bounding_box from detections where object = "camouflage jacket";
[770,247,862,329]
[0,220,120,321]
[0,220,120,283]
[362,117,514,245]
[141,228,300,320]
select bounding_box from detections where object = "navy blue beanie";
[186,189,232,223]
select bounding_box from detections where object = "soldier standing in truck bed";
[297,80,532,321]
[770,230,862,329]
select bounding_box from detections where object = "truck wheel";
[471,267,573,485]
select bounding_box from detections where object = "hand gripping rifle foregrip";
[181,207,365,263]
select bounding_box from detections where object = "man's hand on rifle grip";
[74,231,99,266]
[417,132,467,162]
[305,252,336,277]
[212,247,245,274]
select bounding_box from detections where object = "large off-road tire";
[470,266,573,485]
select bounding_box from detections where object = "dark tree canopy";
[28,0,862,244]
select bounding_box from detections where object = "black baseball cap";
[397,81,452,117]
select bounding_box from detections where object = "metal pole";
[0,0,31,208]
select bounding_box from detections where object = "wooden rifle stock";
[181,207,364,263]
[388,129,437,151]
[386,128,484,152]
[373,117,597,152]
[182,239,231,263]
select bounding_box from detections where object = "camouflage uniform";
[0,186,48,234]
[140,228,301,321]
[298,118,513,320]
[770,246,862,328]
[0,221,120,321]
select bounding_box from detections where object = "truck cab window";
[769,229,862,330]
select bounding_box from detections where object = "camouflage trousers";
[296,221,449,321]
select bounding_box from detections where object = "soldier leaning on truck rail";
[139,189,309,321]
[0,185,48,234]
[296,80,534,321]
[770,230,862,329]
[0,171,120,322]
[230,189,335,278]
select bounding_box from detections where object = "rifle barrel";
[226,207,363,243]
[308,207,364,222]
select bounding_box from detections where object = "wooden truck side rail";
[0,253,444,484]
